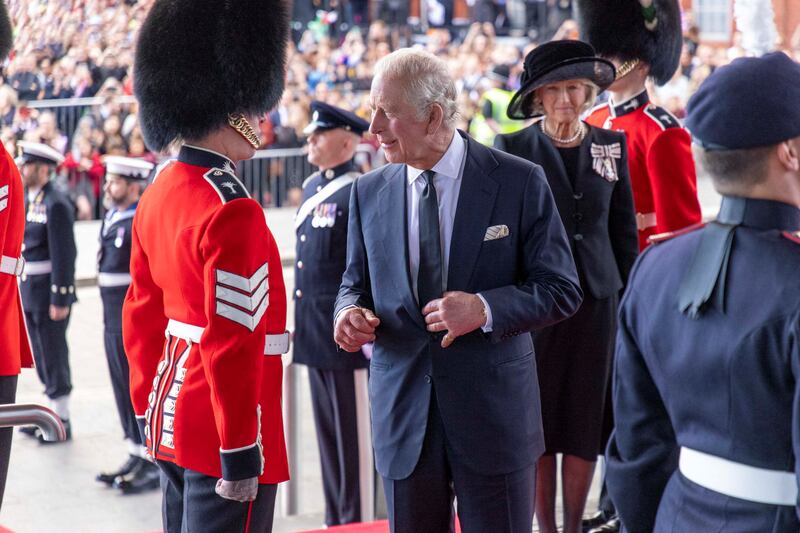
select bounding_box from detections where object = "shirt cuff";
[334,304,358,326]
[476,293,493,332]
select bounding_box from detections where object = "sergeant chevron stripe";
[215,262,269,331]
[0,184,7,212]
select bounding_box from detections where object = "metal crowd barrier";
[0,403,67,442]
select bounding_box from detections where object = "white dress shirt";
[406,131,493,331]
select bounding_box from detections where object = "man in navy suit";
[334,48,582,532]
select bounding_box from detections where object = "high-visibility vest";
[469,88,523,146]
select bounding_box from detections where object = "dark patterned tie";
[417,169,443,308]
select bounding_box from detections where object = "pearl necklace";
[540,119,586,144]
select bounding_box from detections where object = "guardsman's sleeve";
[607,138,639,286]
[647,128,702,235]
[46,199,77,306]
[200,199,272,481]
[123,218,168,439]
[606,264,679,533]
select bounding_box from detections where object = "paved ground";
[1,180,722,532]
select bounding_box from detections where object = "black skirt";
[533,292,617,461]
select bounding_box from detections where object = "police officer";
[17,141,76,443]
[293,100,369,527]
[607,52,800,532]
[468,65,523,147]
[94,156,160,494]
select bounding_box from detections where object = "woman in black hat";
[495,40,639,533]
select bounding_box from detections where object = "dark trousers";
[158,461,277,533]
[103,329,140,444]
[0,375,18,510]
[308,367,362,526]
[383,390,536,533]
[25,310,72,400]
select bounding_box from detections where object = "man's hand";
[49,305,70,321]
[215,476,258,502]
[334,307,380,352]
[423,291,487,348]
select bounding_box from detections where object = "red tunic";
[123,145,289,484]
[586,91,702,250]
[0,145,34,376]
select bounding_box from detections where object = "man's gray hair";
[373,48,459,128]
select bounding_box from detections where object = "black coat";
[21,181,77,311]
[495,122,639,299]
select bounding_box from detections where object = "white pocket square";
[484,224,509,241]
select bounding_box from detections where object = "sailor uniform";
[21,180,77,401]
[586,91,702,250]
[123,145,290,486]
[294,159,367,526]
[607,197,800,532]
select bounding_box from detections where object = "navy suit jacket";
[335,132,582,479]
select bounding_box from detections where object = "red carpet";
[302,519,462,533]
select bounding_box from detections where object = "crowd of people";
[3,0,799,219]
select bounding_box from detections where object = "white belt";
[22,260,51,276]
[98,272,132,287]
[679,447,797,506]
[166,319,290,355]
[636,212,657,231]
[0,255,24,276]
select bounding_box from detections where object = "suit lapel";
[377,164,426,328]
[447,134,499,292]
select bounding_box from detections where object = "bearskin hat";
[576,0,683,86]
[134,0,289,152]
[0,2,13,59]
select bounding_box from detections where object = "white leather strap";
[22,260,51,276]
[0,255,24,276]
[98,272,132,287]
[636,212,657,231]
[167,319,290,355]
[294,173,356,230]
[679,446,797,506]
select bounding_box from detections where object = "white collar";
[407,131,465,184]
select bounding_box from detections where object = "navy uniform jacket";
[495,122,639,299]
[98,203,136,330]
[607,197,800,532]
[21,181,77,312]
[335,131,582,479]
[293,160,367,370]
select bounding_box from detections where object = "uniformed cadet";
[607,52,800,532]
[576,2,702,529]
[293,100,369,527]
[123,2,290,532]
[0,3,34,505]
[579,0,702,251]
[17,141,77,443]
[94,156,160,494]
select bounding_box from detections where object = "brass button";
[297,261,304,269]
[300,234,307,242]
[295,289,302,298]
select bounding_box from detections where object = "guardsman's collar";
[717,196,800,231]
[179,144,237,173]
[322,160,355,180]
[609,90,649,118]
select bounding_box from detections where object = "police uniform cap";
[103,156,155,180]
[304,101,370,136]
[16,141,65,166]
[685,52,800,151]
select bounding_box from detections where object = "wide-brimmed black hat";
[507,40,615,120]
[134,0,289,152]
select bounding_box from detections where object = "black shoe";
[583,510,613,531]
[114,459,160,494]
[588,516,621,533]
[97,455,141,485]
[18,425,39,438]
[38,418,71,444]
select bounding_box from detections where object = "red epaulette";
[781,230,800,244]
[647,222,706,245]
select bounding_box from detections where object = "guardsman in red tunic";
[576,1,702,531]
[122,1,290,531]
[579,0,701,251]
[0,2,32,508]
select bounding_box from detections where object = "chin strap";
[227,113,260,149]
[615,59,640,81]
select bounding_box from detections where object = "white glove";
[215,476,258,502]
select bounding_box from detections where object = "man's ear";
[777,139,800,172]
[426,103,444,135]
